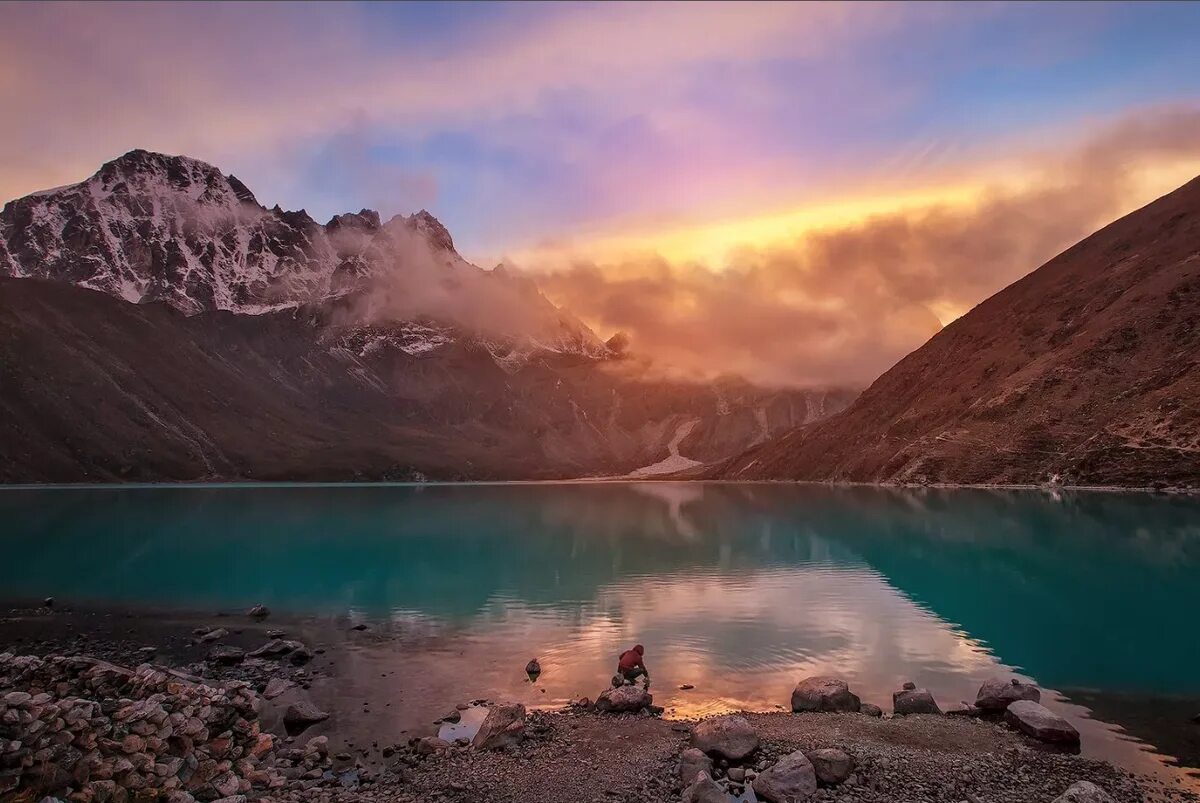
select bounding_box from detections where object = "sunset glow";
[2,0,1199,384]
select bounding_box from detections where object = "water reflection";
[1,482,1198,782]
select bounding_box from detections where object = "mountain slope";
[719,175,1200,488]
[0,278,850,482]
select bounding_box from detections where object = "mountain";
[718,175,1200,489]
[0,151,852,482]
[0,149,605,361]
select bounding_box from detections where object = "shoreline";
[0,478,1195,495]
[3,602,1199,803]
[1,649,1194,803]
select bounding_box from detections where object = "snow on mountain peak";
[0,149,608,360]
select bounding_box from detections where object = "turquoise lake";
[1,482,1198,782]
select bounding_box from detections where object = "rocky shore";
[2,640,1197,803]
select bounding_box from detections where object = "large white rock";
[471,702,526,750]
[1005,700,1080,745]
[690,714,759,761]
[753,750,818,802]
[1052,781,1116,803]
[976,677,1041,711]
[595,685,652,713]
[790,677,861,713]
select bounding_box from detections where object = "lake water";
[1,482,1198,785]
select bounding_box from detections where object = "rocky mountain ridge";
[0,149,607,365]
[718,175,1200,489]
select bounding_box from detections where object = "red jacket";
[618,645,646,671]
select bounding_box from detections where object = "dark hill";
[718,176,1200,489]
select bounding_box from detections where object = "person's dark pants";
[619,667,646,683]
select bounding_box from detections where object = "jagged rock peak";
[404,209,455,253]
[92,149,259,207]
[327,209,382,231]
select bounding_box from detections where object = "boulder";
[791,677,860,713]
[1052,781,1116,803]
[596,685,652,713]
[198,628,229,643]
[471,702,526,750]
[807,748,853,785]
[525,658,541,676]
[1005,701,1080,745]
[859,703,883,717]
[690,715,759,761]
[893,687,941,715]
[247,604,270,619]
[682,773,727,803]
[753,750,817,802]
[283,700,329,727]
[976,677,1041,711]
[263,678,294,700]
[678,747,714,787]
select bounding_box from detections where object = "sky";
[3,1,1200,386]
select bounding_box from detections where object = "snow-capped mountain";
[0,149,606,360]
[0,149,856,483]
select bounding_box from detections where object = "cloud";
[530,107,1200,388]
[0,2,900,206]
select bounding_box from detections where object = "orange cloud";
[530,107,1200,387]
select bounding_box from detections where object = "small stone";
[679,747,714,786]
[727,767,746,782]
[283,700,330,727]
[3,692,32,707]
[682,773,727,803]
[902,681,916,691]
[893,687,941,715]
[247,604,270,619]
[206,646,244,664]
[679,684,695,690]
[44,597,55,607]
[263,678,294,700]
[859,703,883,717]
[198,628,229,643]
[416,736,450,755]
